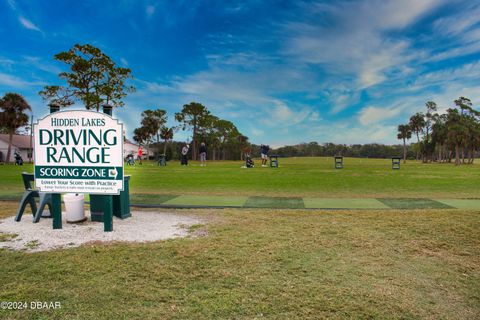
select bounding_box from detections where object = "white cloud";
[250,128,264,137]
[19,16,41,32]
[268,100,311,125]
[295,118,400,145]
[358,106,402,126]
[111,0,477,145]
[426,3,480,62]
[433,3,480,37]
[339,124,398,144]
[146,5,156,18]
[22,56,61,74]
[426,83,480,112]
[328,89,361,114]
[0,57,15,67]
[7,0,16,9]
[0,72,42,88]
[429,41,480,62]
[283,0,441,95]
[309,112,321,121]
[463,28,480,43]
[408,61,480,92]
[120,57,129,66]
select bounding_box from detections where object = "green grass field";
[0,204,479,319]
[0,157,479,319]
[0,157,479,199]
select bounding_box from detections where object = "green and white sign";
[34,110,124,194]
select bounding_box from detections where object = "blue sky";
[1,0,479,146]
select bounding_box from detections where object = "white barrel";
[64,193,85,223]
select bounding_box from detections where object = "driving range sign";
[34,110,124,194]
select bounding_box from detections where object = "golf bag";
[245,155,254,168]
[126,153,135,165]
[14,152,23,165]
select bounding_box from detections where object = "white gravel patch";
[0,211,202,252]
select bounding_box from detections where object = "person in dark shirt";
[180,144,189,165]
[199,142,207,166]
[260,144,270,167]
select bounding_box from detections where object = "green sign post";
[34,107,124,231]
[49,104,62,229]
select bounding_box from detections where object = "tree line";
[397,97,479,165]
[133,102,250,161]
[256,142,412,159]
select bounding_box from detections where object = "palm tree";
[0,93,31,163]
[445,108,468,166]
[160,127,174,158]
[409,112,425,160]
[397,124,412,163]
[133,126,150,148]
[454,97,473,115]
[431,114,448,162]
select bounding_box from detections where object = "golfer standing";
[199,142,207,166]
[260,144,270,167]
[181,144,189,166]
[137,146,143,165]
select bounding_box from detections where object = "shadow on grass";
[130,194,178,205]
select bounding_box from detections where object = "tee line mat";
[125,194,480,210]
[2,194,479,210]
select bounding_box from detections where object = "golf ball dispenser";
[335,156,343,169]
[392,157,401,170]
[33,105,127,232]
[269,155,279,168]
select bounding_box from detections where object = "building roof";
[124,138,138,146]
[124,139,152,153]
[0,134,33,149]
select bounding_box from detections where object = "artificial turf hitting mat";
[163,195,248,207]
[378,198,453,209]
[124,194,480,210]
[244,196,305,209]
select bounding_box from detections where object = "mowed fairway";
[128,157,480,198]
[0,157,479,199]
[0,204,479,319]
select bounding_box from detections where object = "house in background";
[124,139,153,160]
[0,134,153,163]
[0,134,33,163]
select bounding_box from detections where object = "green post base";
[113,176,131,219]
[51,193,62,229]
[104,196,113,232]
[90,195,108,222]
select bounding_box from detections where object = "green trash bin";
[113,175,131,219]
[90,195,110,222]
[90,176,131,221]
